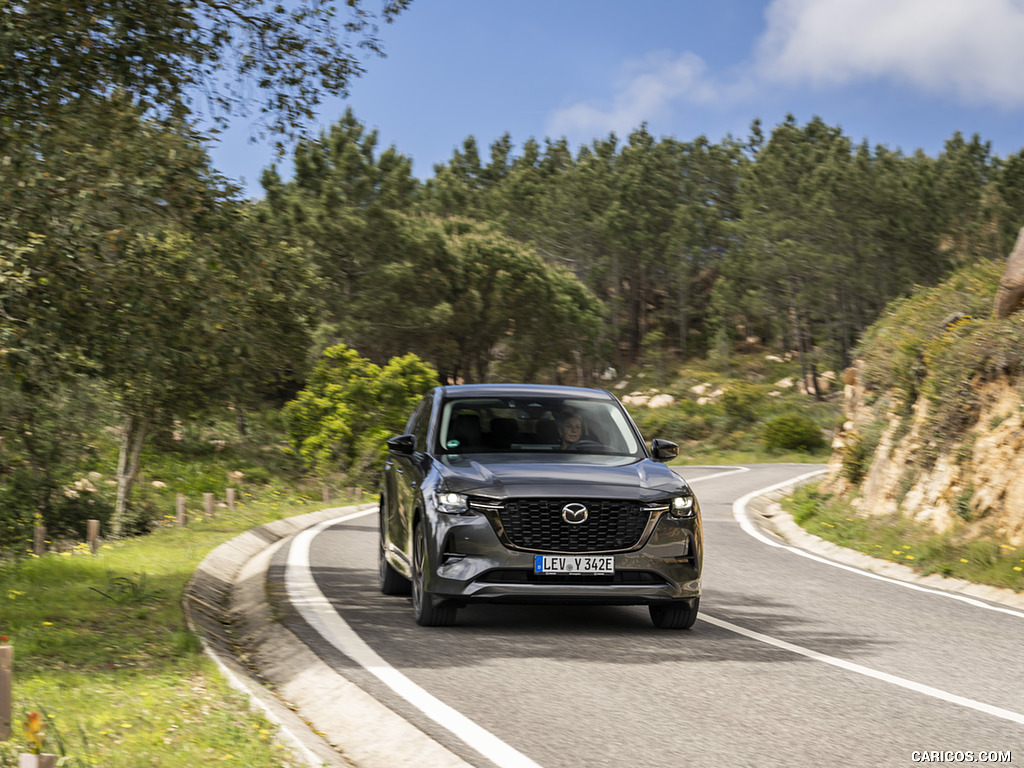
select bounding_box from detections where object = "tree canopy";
[0,0,411,144]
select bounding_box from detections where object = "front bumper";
[427,507,702,605]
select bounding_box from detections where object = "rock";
[995,226,1024,318]
[622,394,650,407]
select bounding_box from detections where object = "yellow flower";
[905,555,915,560]
[1014,567,1022,572]
[892,550,902,555]
[960,558,970,563]
[41,622,53,626]
[24,711,45,754]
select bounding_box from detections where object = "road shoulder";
[746,483,1024,612]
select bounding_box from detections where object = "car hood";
[436,452,690,501]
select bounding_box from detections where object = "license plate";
[534,555,614,575]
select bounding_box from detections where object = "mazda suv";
[378,383,702,628]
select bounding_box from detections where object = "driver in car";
[558,410,584,450]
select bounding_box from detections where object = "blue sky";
[206,0,1024,198]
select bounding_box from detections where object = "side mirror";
[386,434,416,455]
[650,438,679,462]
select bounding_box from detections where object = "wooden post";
[322,486,330,504]
[226,488,236,510]
[0,642,11,740]
[176,494,187,527]
[33,526,45,557]
[18,755,57,768]
[87,519,100,554]
[353,487,363,501]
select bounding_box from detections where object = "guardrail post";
[176,494,187,527]
[203,493,215,518]
[226,488,236,510]
[33,526,46,557]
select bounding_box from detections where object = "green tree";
[258,108,418,356]
[284,344,436,485]
[0,0,412,144]
[0,96,316,535]
[365,216,602,383]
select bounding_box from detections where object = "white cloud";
[546,51,729,140]
[756,0,1024,107]
[546,0,1024,144]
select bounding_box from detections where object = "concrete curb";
[183,506,359,767]
[747,483,1024,612]
[183,504,474,768]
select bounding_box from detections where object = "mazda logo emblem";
[561,502,589,525]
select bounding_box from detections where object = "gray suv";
[379,384,702,628]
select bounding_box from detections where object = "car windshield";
[437,396,642,456]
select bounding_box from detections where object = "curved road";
[276,464,1024,768]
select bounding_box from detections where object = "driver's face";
[562,417,582,443]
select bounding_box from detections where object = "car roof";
[437,383,616,401]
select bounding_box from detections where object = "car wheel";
[379,530,411,596]
[379,499,411,595]
[649,597,699,629]
[411,522,457,627]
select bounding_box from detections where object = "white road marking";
[285,510,544,768]
[680,465,750,484]
[731,469,1024,620]
[699,612,1024,726]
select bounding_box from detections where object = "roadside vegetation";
[624,351,836,465]
[784,484,1024,592]
[0,492,337,767]
[784,258,1024,595]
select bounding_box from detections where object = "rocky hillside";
[822,259,1024,546]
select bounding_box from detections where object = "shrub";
[283,344,437,483]
[722,382,763,426]
[631,406,712,442]
[761,412,826,453]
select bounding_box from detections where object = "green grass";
[0,493,363,767]
[784,484,1024,592]
[673,446,829,465]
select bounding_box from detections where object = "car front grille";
[486,498,652,553]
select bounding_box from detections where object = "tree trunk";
[234,404,247,437]
[111,412,151,537]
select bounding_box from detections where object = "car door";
[389,394,434,566]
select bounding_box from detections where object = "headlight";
[435,491,470,515]
[669,493,696,518]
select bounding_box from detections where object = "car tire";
[412,522,457,627]
[379,539,411,596]
[649,597,699,629]
[379,502,411,595]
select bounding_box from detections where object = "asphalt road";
[276,464,1024,768]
